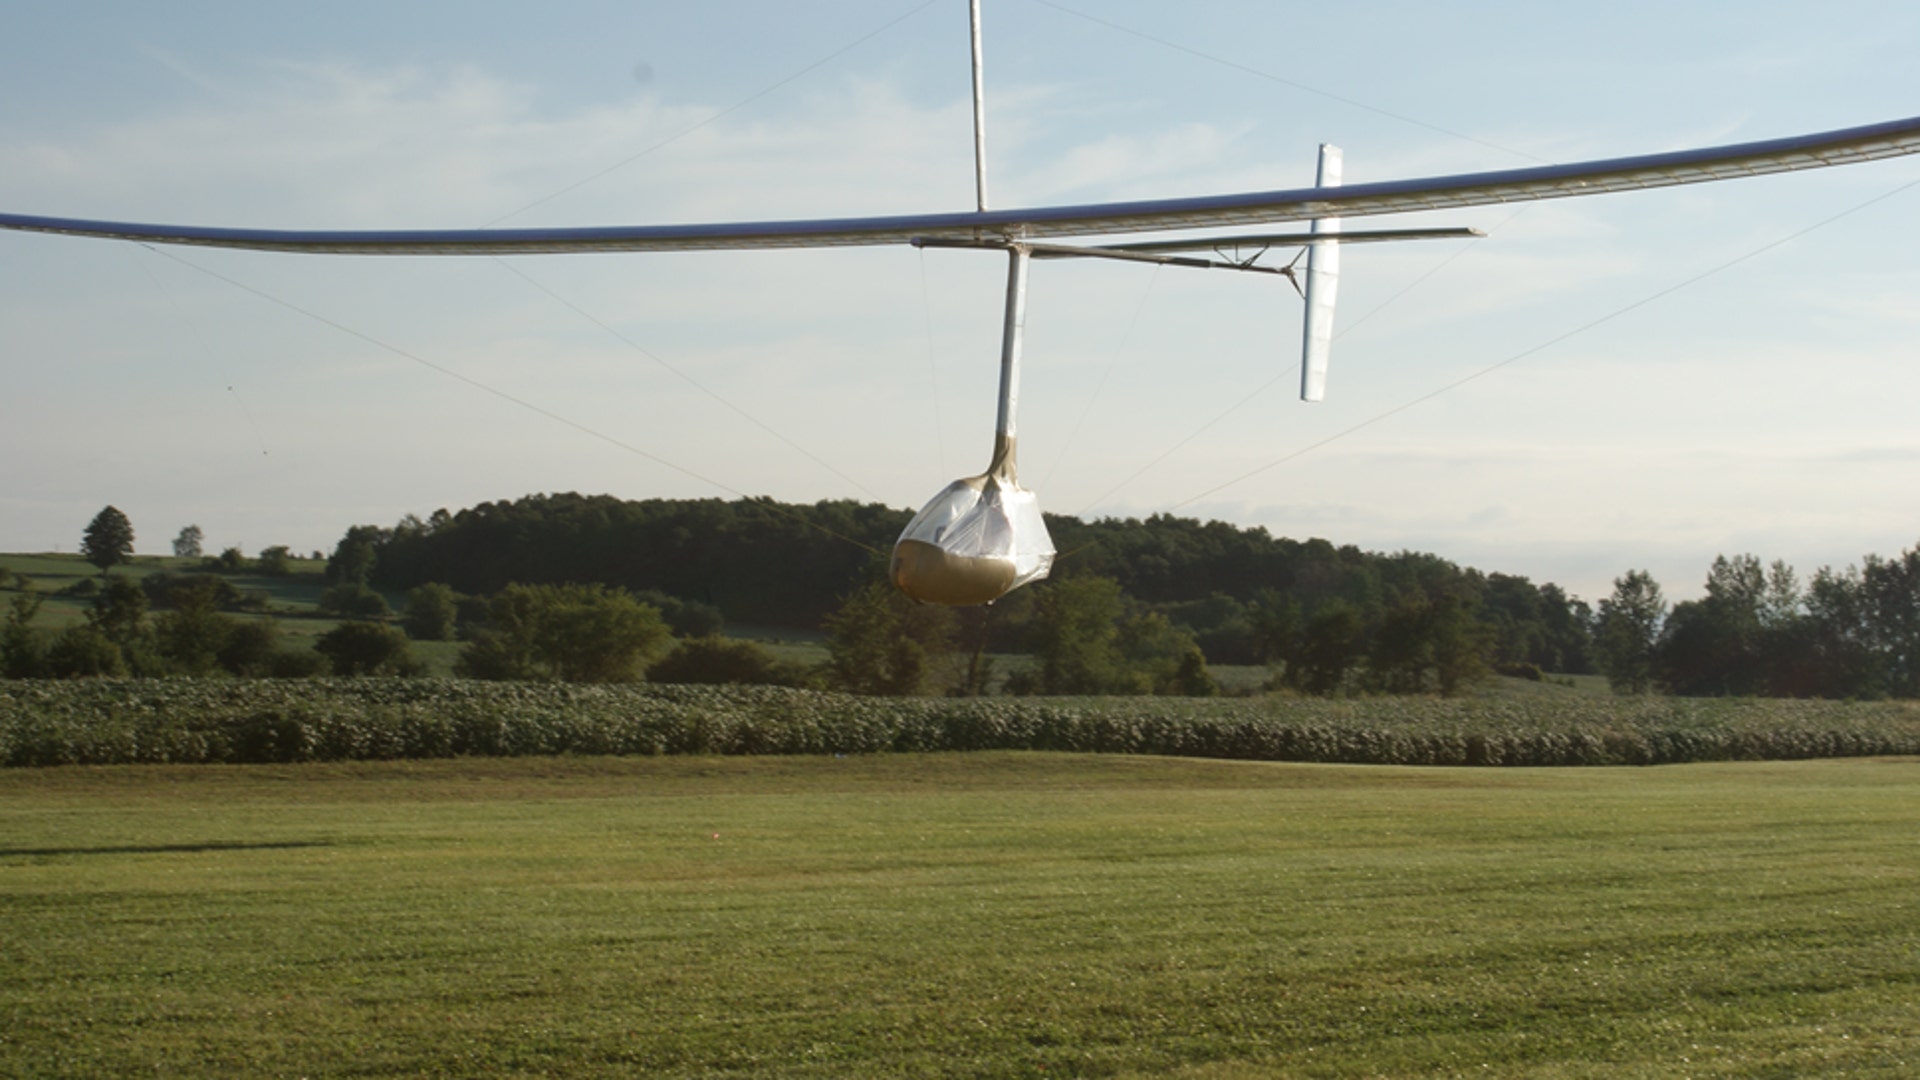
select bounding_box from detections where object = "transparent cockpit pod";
[891,243,1056,607]
[891,463,1054,606]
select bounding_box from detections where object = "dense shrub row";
[6,681,1920,768]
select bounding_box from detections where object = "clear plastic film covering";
[893,246,1055,606]
[890,441,1055,606]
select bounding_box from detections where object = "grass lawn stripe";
[1,753,1916,1077]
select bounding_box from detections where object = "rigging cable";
[485,0,942,227]
[1039,263,1162,491]
[1165,173,1920,512]
[474,1,945,500]
[917,247,949,476]
[1023,0,1547,165]
[493,258,884,499]
[1068,221,1505,517]
[137,244,885,556]
[123,245,273,460]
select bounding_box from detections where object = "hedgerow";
[3,680,1919,768]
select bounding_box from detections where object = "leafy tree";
[152,581,238,675]
[1155,594,1258,665]
[1293,600,1366,695]
[823,581,955,695]
[316,621,420,676]
[1535,583,1595,674]
[327,525,385,586]
[1656,557,1754,696]
[1115,610,1217,696]
[2,592,47,678]
[209,547,249,572]
[1169,646,1219,697]
[402,583,460,641]
[1597,570,1665,694]
[635,590,726,638]
[1017,576,1128,695]
[457,583,670,683]
[255,546,294,576]
[87,576,149,649]
[216,620,284,677]
[173,525,204,559]
[1365,591,1490,696]
[1802,564,1881,697]
[81,506,135,573]
[1860,546,1920,698]
[1247,590,1301,668]
[1367,595,1434,694]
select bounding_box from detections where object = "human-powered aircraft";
[5,2,1919,605]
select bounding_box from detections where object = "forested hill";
[347,493,1593,672]
[359,495,905,627]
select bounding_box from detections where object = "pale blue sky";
[4,0,1918,603]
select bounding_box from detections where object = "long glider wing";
[3,115,1919,255]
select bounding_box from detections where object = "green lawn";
[2,753,1915,1077]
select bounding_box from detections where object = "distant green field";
[2,754,1914,1077]
[0,551,339,628]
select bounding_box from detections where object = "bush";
[255,546,295,576]
[142,573,245,611]
[6,682,1920,768]
[206,547,249,572]
[402,584,460,641]
[648,637,812,686]
[636,590,726,638]
[315,622,421,676]
[44,626,127,678]
[2,595,47,679]
[319,584,393,620]
[1496,662,1546,682]
[457,584,670,683]
[218,620,283,677]
[268,649,329,678]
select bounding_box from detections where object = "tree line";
[1595,545,1920,699]
[32,499,1920,699]
[326,493,1599,695]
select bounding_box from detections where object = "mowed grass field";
[3,754,1916,1078]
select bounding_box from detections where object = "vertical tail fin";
[1299,144,1342,402]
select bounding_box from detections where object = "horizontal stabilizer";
[1094,226,1481,255]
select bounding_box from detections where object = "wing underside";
[3,114,1918,255]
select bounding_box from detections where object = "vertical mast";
[969,0,989,212]
[990,244,1029,479]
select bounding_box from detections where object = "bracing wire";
[139,244,886,556]
[493,258,882,499]
[124,245,273,460]
[1068,222,1503,517]
[1040,264,1161,491]
[471,4,945,503]
[1165,174,1920,512]
[98,3,959,560]
[485,0,941,227]
[917,247,949,476]
[1023,0,1547,165]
